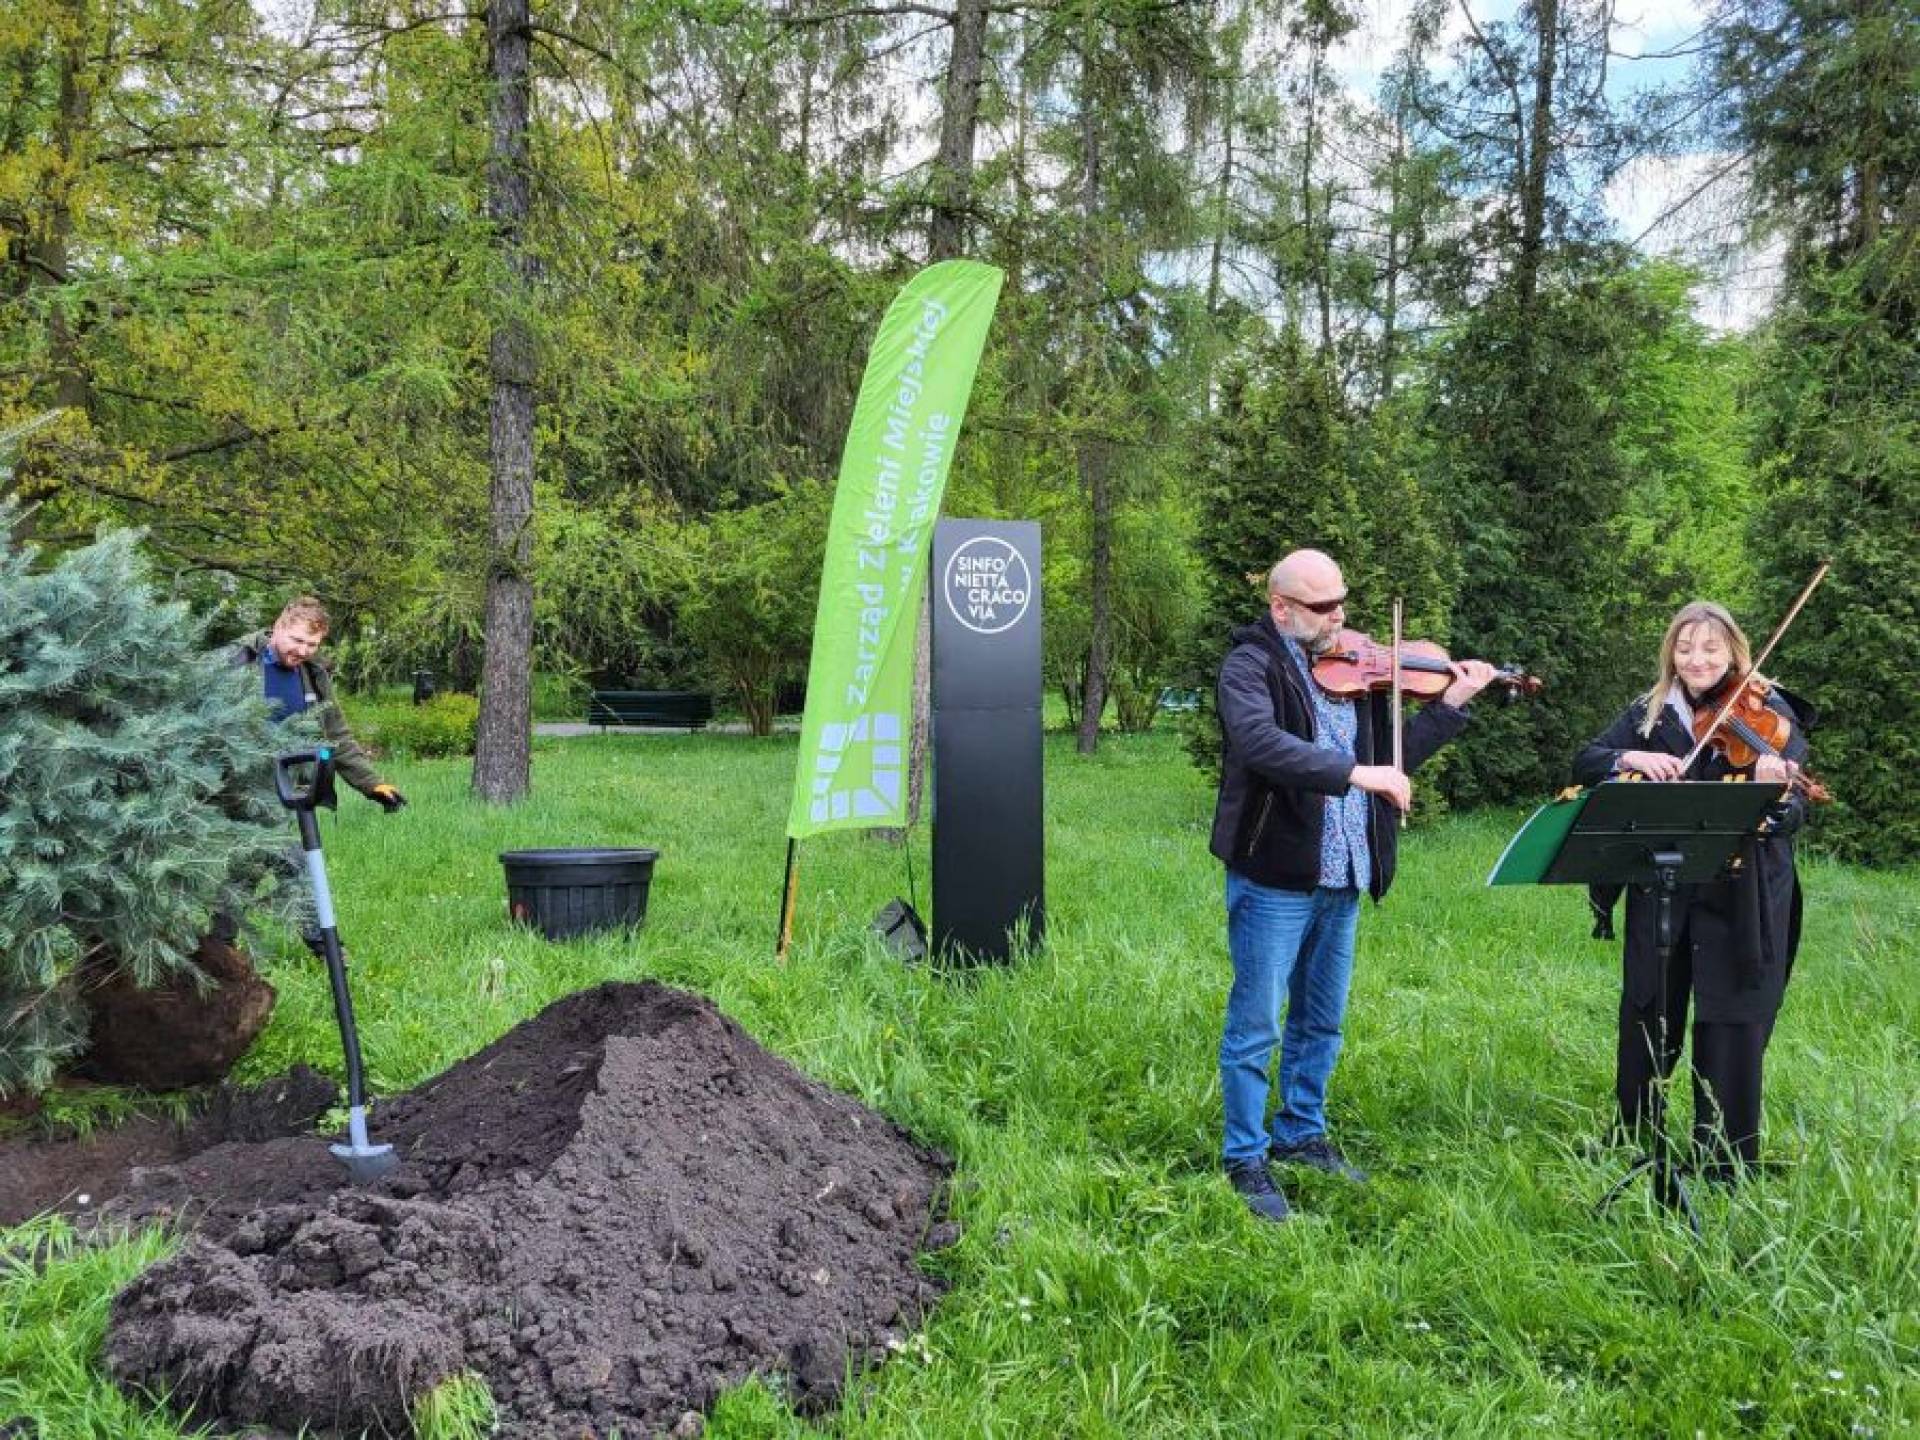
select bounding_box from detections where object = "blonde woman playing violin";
[1572,601,1811,1182]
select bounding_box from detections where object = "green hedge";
[349,692,480,759]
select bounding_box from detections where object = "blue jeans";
[1219,871,1361,1165]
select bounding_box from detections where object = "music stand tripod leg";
[1595,851,1701,1238]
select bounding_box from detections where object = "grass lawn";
[4,728,1917,1438]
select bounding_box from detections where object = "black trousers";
[1616,927,1771,1174]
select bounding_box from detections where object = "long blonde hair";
[1641,601,1755,737]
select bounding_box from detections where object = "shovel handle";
[275,748,335,811]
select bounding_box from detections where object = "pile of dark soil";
[101,981,954,1439]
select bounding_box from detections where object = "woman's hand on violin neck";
[1753,754,1797,785]
[1440,659,1498,708]
[1619,750,1687,782]
[1351,764,1412,812]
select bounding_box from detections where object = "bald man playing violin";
[1209,549,1497,1222]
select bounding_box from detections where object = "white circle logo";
[943,537,1032,636]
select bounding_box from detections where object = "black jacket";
[1209,616,1470,900]
[1573,692,1807,1023]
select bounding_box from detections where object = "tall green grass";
[4,730,1915,1438]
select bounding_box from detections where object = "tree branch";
[774,2,954,25]
[1456,0,1525,129]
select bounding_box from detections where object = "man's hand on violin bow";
[1440,659,1498,708]
[1351,765,1412,813]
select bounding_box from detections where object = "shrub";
[676,484,827,736]
[531,670,589,722]
[352,692,480,759]
[1109,504,1204,734]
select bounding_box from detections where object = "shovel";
[275,748,398,1183]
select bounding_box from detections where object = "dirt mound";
[103,982,954,1439]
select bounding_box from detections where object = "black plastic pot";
[500,847,660,940]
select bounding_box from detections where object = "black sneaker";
[1226,1160,1292,1223]
[1272,1136,1368,1183]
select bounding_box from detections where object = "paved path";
[535,721,799,737]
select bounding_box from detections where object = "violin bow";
[1678,561,1830,775]
[1392,596,1406,828]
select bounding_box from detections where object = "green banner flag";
[787,261,1004,839]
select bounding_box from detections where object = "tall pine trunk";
[9,0,94,538]
[1073,53,1110,756]
[472,0,536,805]
[903,0,991,832]
[1203,75,1235,415]
[1076,437,1112,755]
[1515,0,1558,319]
[928,0,988,263]
[45,0,90,420]
[1301,39,1334,355]
[1378,99,1408,402]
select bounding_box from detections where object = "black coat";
[1210,615,1470,900]
[1572,693,1808,1024]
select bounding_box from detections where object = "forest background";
[2,0,1914,859]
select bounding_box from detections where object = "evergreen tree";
[1185,332,1453,776]
[1411,0,1654,804]
[0,513,294,1095]
[1196,331,1357,653]
[1707,0,1919,861]
[1425,264,1666,804]
[1748,264,1918,861]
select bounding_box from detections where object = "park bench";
[585,689,714,731]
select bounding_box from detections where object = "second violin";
[1691,674,1832,803]
[1310,628,1543,701]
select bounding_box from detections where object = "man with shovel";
[233,597,403,1181]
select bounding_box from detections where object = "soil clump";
[100,981,954,1439]
[80,932,279,1090]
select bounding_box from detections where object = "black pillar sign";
[931,518,1044,962]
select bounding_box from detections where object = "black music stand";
[1490,780,1784,1234]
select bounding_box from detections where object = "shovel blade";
[330,1140,399,1184]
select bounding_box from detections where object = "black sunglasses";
[1280,591,1347,616]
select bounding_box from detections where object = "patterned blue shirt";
[1282,636,1371,892]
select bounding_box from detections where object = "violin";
[1310,628,1543,702]
[1691,673,1832,803]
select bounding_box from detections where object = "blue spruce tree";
[0,507,297,1096]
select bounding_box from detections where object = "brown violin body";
[1692,674,1832,803]
[1311,628,1544,701]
